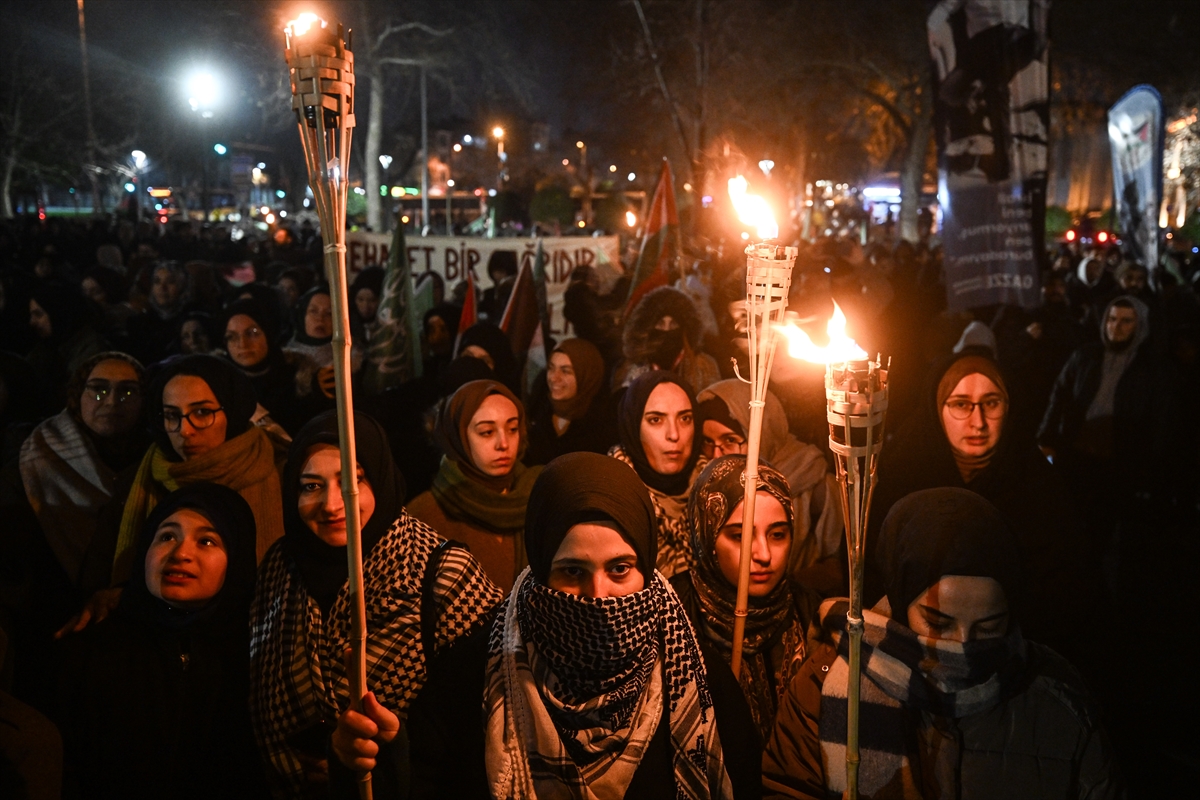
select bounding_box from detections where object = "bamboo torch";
[778,309,888,800]
[727,176,795,677]
[283,15,372,800]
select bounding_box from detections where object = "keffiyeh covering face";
[686,454,806,739]
[484,453,733,800]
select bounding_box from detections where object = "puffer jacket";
[762,640,1121,800]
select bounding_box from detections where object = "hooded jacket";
[619,286,721,392]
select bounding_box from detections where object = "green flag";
[363,217,421,393]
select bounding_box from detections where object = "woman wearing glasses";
[696,380,841,594]
[59,355,285,636]
[870,347,1102,675]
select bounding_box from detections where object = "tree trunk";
[898,104,931,243]
[1,150,15,219]
[365,63,384,232]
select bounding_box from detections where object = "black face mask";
[647,328,685,370]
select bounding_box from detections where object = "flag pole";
[284,16,372,800]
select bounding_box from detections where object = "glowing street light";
[378,154,393,169]
[131,150,147,170]
[213,143,227,155]
[186,70,221,117]
[492,126,505,139]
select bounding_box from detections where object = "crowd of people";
[1,212,1197,798]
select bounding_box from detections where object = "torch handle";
[730,399,766,678]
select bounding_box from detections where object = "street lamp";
[130,150,148,220]
[576,140,591,227]
[185,69,222,218]
[492,126,506,189]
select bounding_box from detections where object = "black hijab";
[221,296,283,374]
[147,354,258,457]
[291,286,332,346]
[523,451,657,585]
[457,322,520,393]
[281,410,406,613]
[617,370,700,496]
[876,487,1022,621]
[119,483,258,630]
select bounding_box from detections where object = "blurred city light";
[213,143,227,155]
[186,70,220,116]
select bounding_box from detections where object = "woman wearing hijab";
[126,261,195,365]
[696,380,841,590]
[526,337,617,465]
[21,352,148,589]
[350,265,385,345]
[870,348,1102,673]
[456,322,521,395]
[61,354,286,638]
[609,371,707,578]
[407,380,542,590]
[763,488,1120,800]
[405,451,761,799]
[250,410,502,797]
[673,455,820,742]
[221,296,311,435]
[61,484,266,797]
[284,285,361,406]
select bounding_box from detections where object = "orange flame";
[776,302,868,363]
[728,175,778,240]
[286,12,324,35]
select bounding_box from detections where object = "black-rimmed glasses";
[943,397,1006,420]
[161,406,225,432]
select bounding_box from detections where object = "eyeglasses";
[702,433,746,458]
[943,397,1006,421]
[161,406,225,432]
[224,327,264,344]
[84,380,141,403]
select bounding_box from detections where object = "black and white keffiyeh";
[817,598,1027,798]
[249,512,502,796]
[484,567,733,800]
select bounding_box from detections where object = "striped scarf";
[249,512,502,797]
[484,568,733,800]
[817,599,1027,799]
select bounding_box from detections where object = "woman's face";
[144,508,228,609]
[162,374,227,460]
[152,268,183,309]
[701,419,746,459]
[277,277,299,308]
[304,293,334,339]
[548,522,644,598]
[80,359,143,438]
[546,351,577,404]
[466,393,520,477]
[940,373,1005,458]
[180,320,210,354]
[296,444,377,547]
[355,287,380,323]
[460,344,495,371]
[224,314,269,368]
[81,277,108,305]
[906,575,1009,642]
[29,299,52,338]
[639,382,694,475]
[714,493,791,597]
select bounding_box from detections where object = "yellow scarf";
[113,426,284,583]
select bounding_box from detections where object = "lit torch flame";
[286,12,324,35]
[728,175,778,240]
[776,302,868,363]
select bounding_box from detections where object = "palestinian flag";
[454,267,478,356]
[625,158,680,314]
[362,216,421,393]
[501,241,551,396]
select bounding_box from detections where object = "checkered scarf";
[484,568,734,800]
[817,598,1027,798]
[608,445,708,578]
[249,512,503,796]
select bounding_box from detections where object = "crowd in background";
[0,211,1197,798]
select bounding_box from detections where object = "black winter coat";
[1037,340,1176,493]
[407,624,762,800]
[59,612,266,798]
